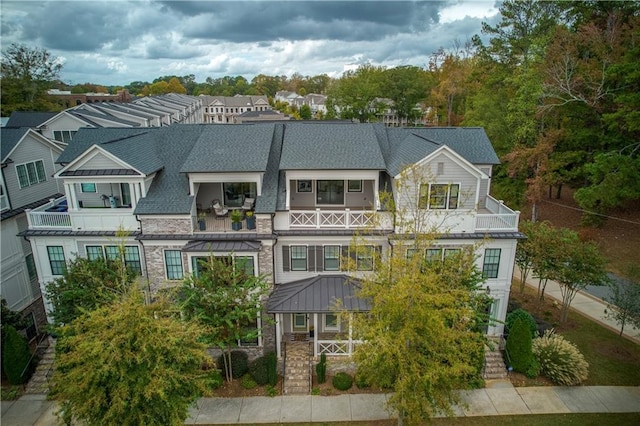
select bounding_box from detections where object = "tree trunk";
[555,184,563,199]
[531,202,538,223]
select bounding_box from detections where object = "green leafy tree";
[1,43,63,115]
[515,220,536,293]
[46,254,136,326]
[604,267,640,336]
[299,104,312,120]
[552,233,610,322]
[381,65,430,124]
[166,77,187,94]
[51,290,208,426]
[2,325,33,385]
[177,255,270,381]
[328,64,386,123]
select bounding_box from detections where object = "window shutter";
[282,246,290,272]
[316,246,324,272]
[308,246,316,271]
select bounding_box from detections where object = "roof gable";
[55,145,143,177]
[1,127,63,163]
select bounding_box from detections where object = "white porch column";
[348,313,353,355]
[374,176,380,210]
[275,313,282,358]
[129,183,137,209]
[285,177,291,210]
[65,183,77,210]
[313,313,318,357]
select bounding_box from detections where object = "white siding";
[0,217,33,310]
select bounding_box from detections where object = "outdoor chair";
[242,197,255,212]
[212,201,229,219]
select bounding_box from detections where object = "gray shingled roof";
[267,275,371,313]
[385,127,500,177]
[1,127,29,162]
[180,124,274,173]
[279,123,387,170]
[5,112,57,128]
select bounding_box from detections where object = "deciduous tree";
[176,255,270,382]
[51,290,209,426]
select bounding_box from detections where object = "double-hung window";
[25,253,38,281]
[323,245,340,271]
[16,160,46,188]
[164,250,183,280]
[290,246,308,271]
[482,248,501,279]
[324,313,339,331]
[356,246,374,271]
[85,245,142,275]
[47,246,66,275]
[86,246,104,261]
[419,183,460,209]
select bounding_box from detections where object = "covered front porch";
[268,275,370,358]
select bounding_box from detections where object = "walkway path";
[516,267,640,344]
[3,383,639,425]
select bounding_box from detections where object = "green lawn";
[561,311,640,386]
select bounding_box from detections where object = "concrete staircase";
[25,337,56,394]
[283,341,311,395]
[482,342,509,380]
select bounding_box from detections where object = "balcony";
[287,209,393,230]
[26,196,140,231]
[193,211,257,233]
[475,196,520,231]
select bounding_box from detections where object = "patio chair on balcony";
[212,201,229,219]
[241,197,255,212]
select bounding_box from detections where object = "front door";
[292,313,308,332]
[120,183,132,207]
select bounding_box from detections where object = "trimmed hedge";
[506,308,538,339]
[332,372,353,391]
[2,325,33,385]
[506,317,539,378]
[249,356,270,385]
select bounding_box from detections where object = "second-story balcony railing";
[475,196,520,231]
[25,197,72,229]
[288,209,393,230]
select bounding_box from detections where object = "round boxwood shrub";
[506,317,539,378]
[332,372,353,391]
[241,374,257,389]
[249,356,270,385]
[217,350,248,379]
[533,329,589,386]
[506,308,538,339]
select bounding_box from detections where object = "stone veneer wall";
[140,217,193,234]
[258,239,276,354]
[144,244,187,293]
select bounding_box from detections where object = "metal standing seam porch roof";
[267,275,371,314]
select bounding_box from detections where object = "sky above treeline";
[1,0,500,86]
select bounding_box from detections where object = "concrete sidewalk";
[516,267,640,344]
[3,383,640,425]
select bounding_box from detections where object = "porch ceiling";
[267,274,371,313]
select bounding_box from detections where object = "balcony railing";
[289,209,392,229]
[25,197,72,229]
[475,196,520,231]
[317,340,363,356]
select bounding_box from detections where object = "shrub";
[217,350,248,379]
[332,372,353,391]
[533,329,589,386]
[241,374,257,389]
[266,351,278,386]
[266,384,277,397]
[204,369,223,390]
[249,356,270,385]
[506,317,539,378]
[506,308,538,339]
[355,373,370,389]
[2,325,33,385]
[316,353,327,384]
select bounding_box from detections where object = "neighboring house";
[373,97,433,127]
[5,112,58,129]
[22,123,521,362]
[275,91,328,117]
[46,89,133,107]
[35,94,204,144]
[1,127,65,339]
[234,109,291,123]
[200,95,271,124]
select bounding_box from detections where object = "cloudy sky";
[1,0,500,86]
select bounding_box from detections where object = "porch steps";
[284,341,311,395]
[25,337,56,394]
[482,342,509,380]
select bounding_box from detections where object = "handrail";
[282,341,287,395]
[21,333,51,381]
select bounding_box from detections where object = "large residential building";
[1,128,65,339]
[200,95,271,123]
[22,122,521,381]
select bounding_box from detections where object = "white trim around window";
[290,245,308,271]
[15,160,46,188]
[324,313,340,331]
